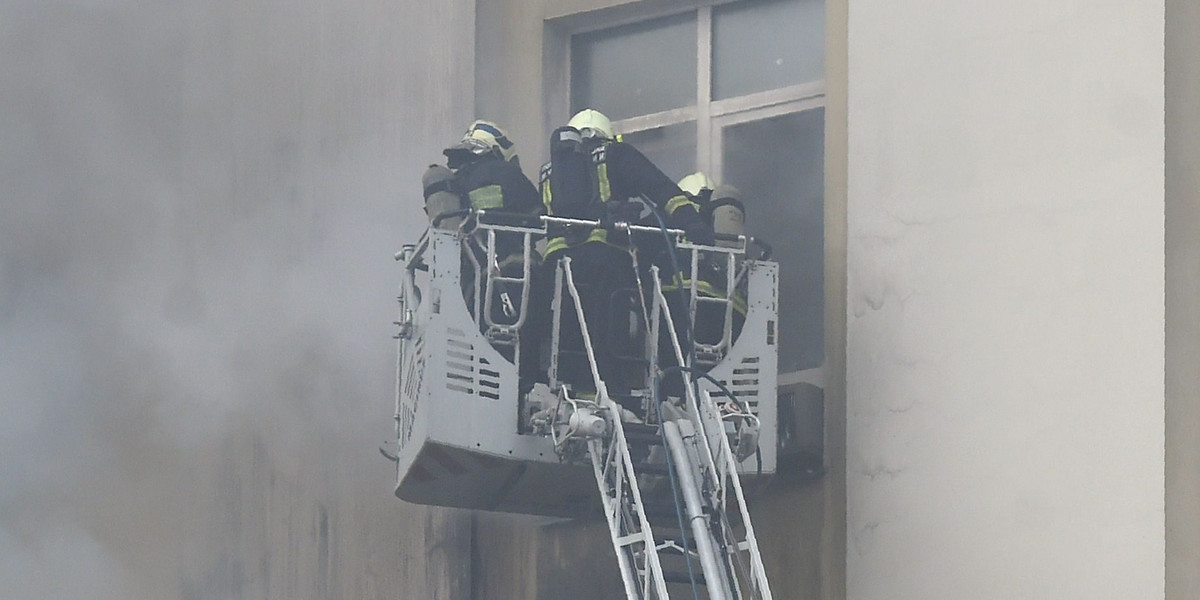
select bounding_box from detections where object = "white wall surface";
[846,2,1165,598]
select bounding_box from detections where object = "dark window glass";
[620,122,698,184]
[722,108,824,372]
[571,12,698,121]
[713,0,825,100]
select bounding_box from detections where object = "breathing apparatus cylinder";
[422,164,463,230]
[709,184,745,248]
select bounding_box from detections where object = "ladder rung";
[654,536,698,553]
[615,533,647,548]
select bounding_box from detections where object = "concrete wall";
[822,0,849,597]
[1,1,478,598]
[1167,1,1200,598]
[846,2,1165,598]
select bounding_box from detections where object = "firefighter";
[674,172,748,348]
[423,120,544,386]
[538,108,714,397]
[428,119,542,226]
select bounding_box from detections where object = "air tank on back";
[710,184,745,248]
[422,164,463,230]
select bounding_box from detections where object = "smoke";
[0,2,431,597]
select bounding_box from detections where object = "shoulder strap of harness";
[539,161,554,214]
[423,178,455,201]
[590,144,611,204]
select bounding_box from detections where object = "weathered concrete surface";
[0,1,477,598]
[847,1,1165,598]
[1167,1,1200,598]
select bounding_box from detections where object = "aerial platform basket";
[392,214,779,518]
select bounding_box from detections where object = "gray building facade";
[2,0,1198,599]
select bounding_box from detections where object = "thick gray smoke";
[0,2,439,597]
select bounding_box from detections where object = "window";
[568,0,826,379]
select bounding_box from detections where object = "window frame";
[552,0,827,380]
[563,2,826,179]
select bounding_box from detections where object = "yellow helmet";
[567,108,614,140]
[448,120,519,163]
[677,172,716,196]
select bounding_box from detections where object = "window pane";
[621,122,698,184]
[722,108,824,372]
[713,0,825,100]
[571,12,697,121]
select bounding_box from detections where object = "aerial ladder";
[392,210,780,598]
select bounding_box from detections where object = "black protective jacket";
[540,137,704,256]
[453,155,541,217]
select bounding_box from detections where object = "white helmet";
[447,120,519,163]
[567,108,614,141]
[677,172,716,196]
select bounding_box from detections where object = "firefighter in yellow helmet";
[423,120,544,389]
[428,120,540,216]
[535,109,714,396]
[540,109,714,253]
[672,172,748,348]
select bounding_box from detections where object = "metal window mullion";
[562,5,699,35]
[697,6,713,174]
[712,95,827,131]
[611,106,698,135]
[710,80,826,119]
[712,118,725,183]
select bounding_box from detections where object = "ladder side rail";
[698,391,759,599]
[702,388,774,600]
[588,438,643,599]
[657,262,775,598]
[651,267,724,491]
[663,420,734,600]
[611,420,667,600]
[561,258,670,599]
